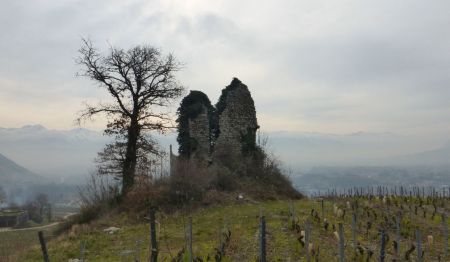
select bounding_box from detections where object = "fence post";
[289,201,295,224]
[217,223,225,261]
[416,228,423,262]
[351,213,357,252]
[338,223,345,262]
[134,239,143,262]
[305,220,311,261]
[380,229,386,262]
[38,231,50,262]
[80,240,86,262]
[395,214,401,257]
[149,208,158,262]
[259,216,267,262]
[442,214,448,258]
[321,199,325,220]
[188,217,193,262]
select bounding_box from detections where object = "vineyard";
[4,187,450,261]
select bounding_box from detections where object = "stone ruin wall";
[174,78,259,166]
[214,80,259,158]
[188,104,211,163]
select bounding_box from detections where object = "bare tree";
[96,134,164,180]
[77,39,184,194]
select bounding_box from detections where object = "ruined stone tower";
[175,78,258,164]
[187,103,211,161]
[213,78,259,158]
[176,91,214,164]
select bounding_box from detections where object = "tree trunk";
[122,118,139,194]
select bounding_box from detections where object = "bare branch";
[76,39,184,192]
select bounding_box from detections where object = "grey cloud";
[1,0,450,146]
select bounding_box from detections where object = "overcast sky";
[1,0,450,143]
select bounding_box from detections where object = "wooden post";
[217,223,225,261]
[380,229,386,262]
[416,229,423,262]
[259,216,267,262]
[160,155,163,180]
[135,239,143,262]
[149,208,158,262]
[443,214,448,258]
[351,213,357,252]
[395,214,401,257]
[338,223,345,262]
[80,240,86,262]
[289,201,295,220]
[305,220,311,262]
[188,217,193,262]
[321,199,325,220]
[38,231,50,262]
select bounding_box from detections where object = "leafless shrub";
[77,172,120,223]
[168,159,213,205]
[120,160,214,212]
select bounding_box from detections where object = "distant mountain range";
[387,142,450,166]
[0,124,449,185]
[0,152,42,184]
[0,125,174,184]
[267,131,450,169]
[0,125,109,184]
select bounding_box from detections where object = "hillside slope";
[390,143,450,166]
[0,125,175,183]
[0,152,42,184]
[17,198,450,261]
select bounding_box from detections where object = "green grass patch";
[9,197,450,261]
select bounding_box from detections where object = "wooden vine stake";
[395,214,401,257]
[149,208,158,262]
[338,223,345,262]
[38,231,50,262]
[351,213,357,252]
[442,213,448,258]
[379,229,386,262]
[305,220,311,261]
[188,217,193,262]
[416,228,423,262]
[259,216,267,262]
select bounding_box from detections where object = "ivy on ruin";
[176,91,217,157]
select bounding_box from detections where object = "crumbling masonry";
[174,78,259,166]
